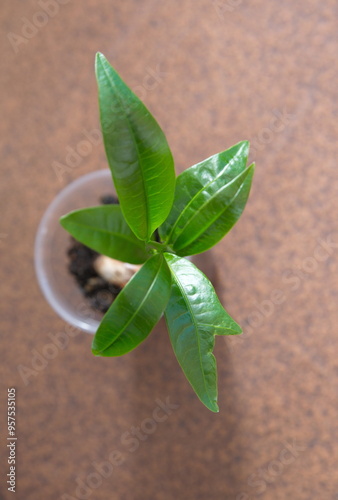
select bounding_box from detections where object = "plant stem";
[147,240,165,251]
[146,240,175,254]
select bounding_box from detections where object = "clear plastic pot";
[35,169,218,334]
[35,170,114,334]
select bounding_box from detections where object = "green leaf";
[95,52,175,241]
[164,253,241,412]
[60,205,150,265]
[178,164,254,256]
[92,254,171,356]
[159,141,254,255]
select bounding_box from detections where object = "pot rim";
[35,169,112,334]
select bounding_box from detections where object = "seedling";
[60,53,255,412]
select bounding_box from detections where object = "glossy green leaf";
[159,141,254,255]
[60,205,150,264]
[95,53,175,241]
[92,254,171,357]
[177,164,254,256]
[164,254,242,412]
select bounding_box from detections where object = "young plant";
[60,53,255,412]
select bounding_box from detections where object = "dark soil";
[66,194,122,314]
[66,193,161,314]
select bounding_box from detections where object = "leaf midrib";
[169,263,216,409]
[165,152,245,244]
[100,58,150,239]
[200,323,240,334]
[172,167,251,249]
[65,219,145,249]
[178,167,253,253]
[97,257,163,353]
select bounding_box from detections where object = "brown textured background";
[0,1,337,499]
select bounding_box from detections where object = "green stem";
[147,240,165,251]
[146,240,175,254]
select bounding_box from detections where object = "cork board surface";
[0,1,337,499]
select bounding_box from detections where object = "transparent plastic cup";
[35,170,114,334]
[35,169,218,335]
